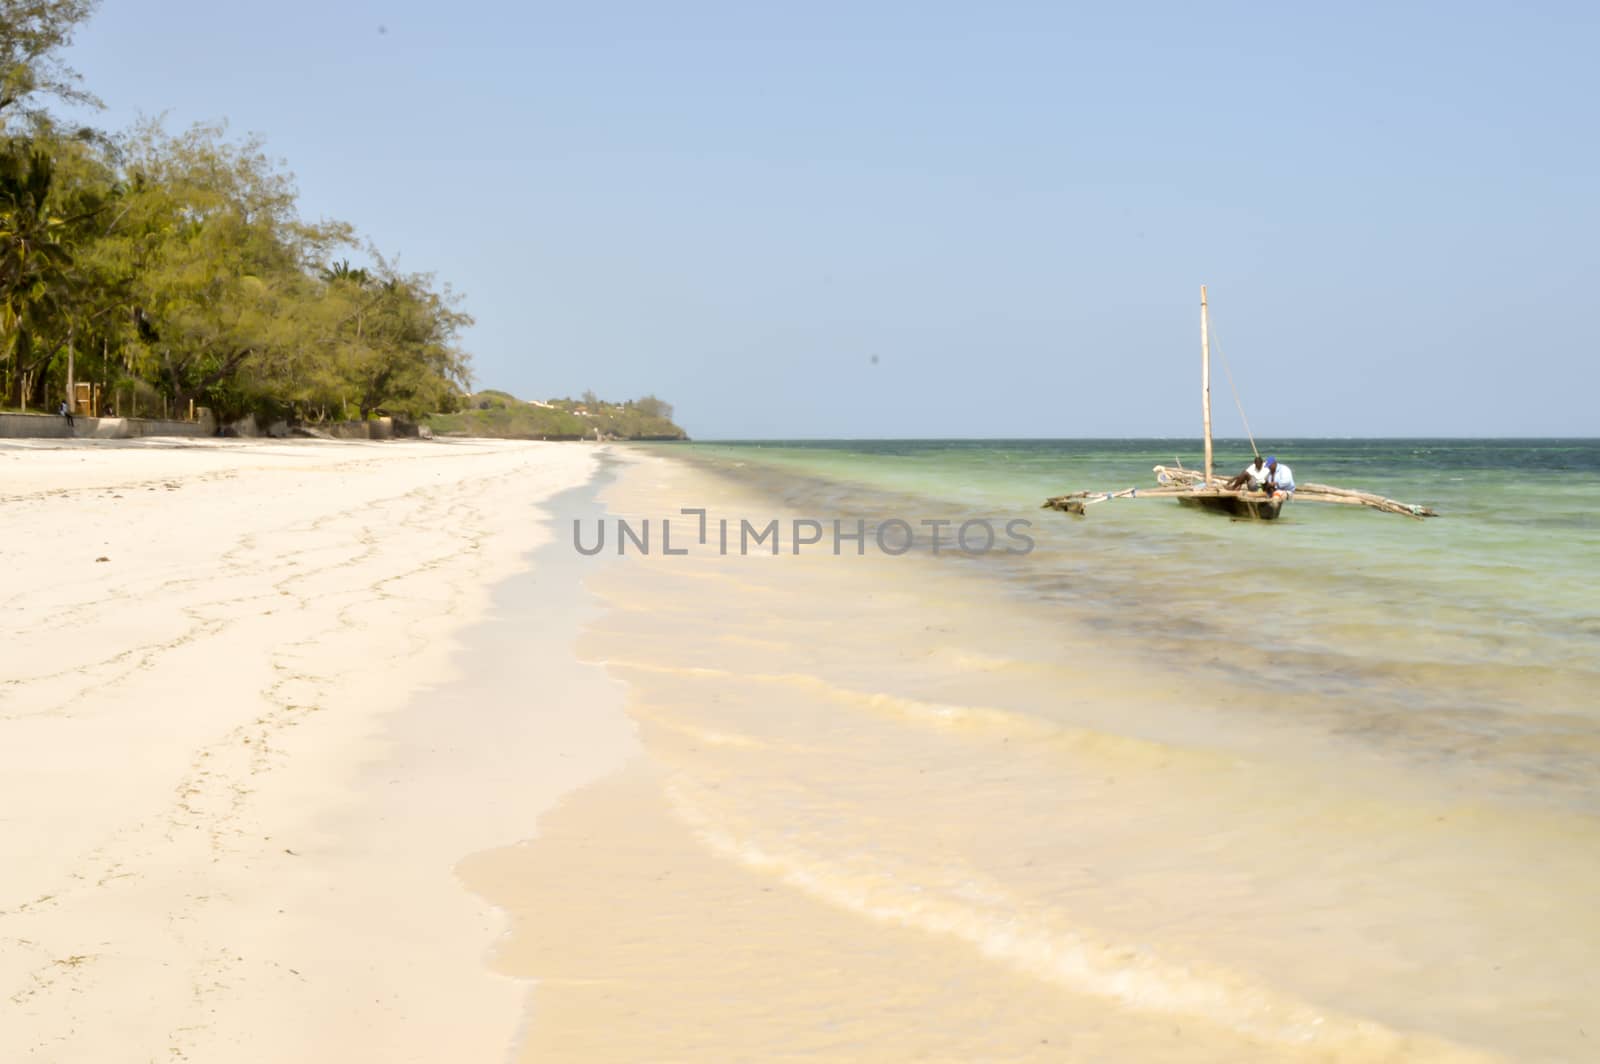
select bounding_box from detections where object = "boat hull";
[1176,492,1285,521]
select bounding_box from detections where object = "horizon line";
[675,435,1600,444]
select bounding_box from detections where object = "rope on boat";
[1208,320,1259,458]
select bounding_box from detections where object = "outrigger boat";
[1044,287,1437,521]
[1165,284,1283,519]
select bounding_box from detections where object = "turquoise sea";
[664,438,1600,813]
[562,438,1600,1059]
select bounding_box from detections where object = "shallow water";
[666,439,1600,812]
[492,442,1599,1061]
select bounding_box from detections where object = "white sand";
[0,437,620,1062]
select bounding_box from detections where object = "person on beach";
[59,399,74,428]
[1225,456,1267,491]
[1264,455,1295,496]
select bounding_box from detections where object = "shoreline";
[461,445,1594,1062]
[8,438,1596,1060]
[0,437,614,1061]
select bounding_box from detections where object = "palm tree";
[321,258,372,288]
[0,144,72,403]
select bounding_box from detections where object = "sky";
[62,1,1598,439]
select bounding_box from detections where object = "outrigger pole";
[1045,470,1438,518]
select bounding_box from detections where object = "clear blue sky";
[64,1,1597,438]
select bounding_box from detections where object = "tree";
[0,0,101,130]
[321,263,472,420]
[16,126,141,410]
[114,121,348,418]
[0,4,485,428]
[635,394,672,420]
[320,258,371,287]
[0,141,74,403]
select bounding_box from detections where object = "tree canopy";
[0,2,474,423]
[0,0,101,129]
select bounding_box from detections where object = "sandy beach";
[7,439,1596,1063]
[0,437,622,1062]
[7,0,1593,1056]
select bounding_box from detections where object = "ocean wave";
[664,778,1498,1062]
[587,655,1227,772]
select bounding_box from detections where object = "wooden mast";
[1200,285,1213,486]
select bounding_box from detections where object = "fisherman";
[1263,455,1295,496]
[1225,456,1267,491]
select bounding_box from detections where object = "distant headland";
[427,391,689,441]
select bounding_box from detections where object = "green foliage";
[0,0,101,131]
[0,1,478,422]
[634,393,672,420]
[429,391,687,440]
[473,389,518,409]
[1,121,472,420]
[0,2,672,435]
[0,143,71,361]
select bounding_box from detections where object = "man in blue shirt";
[1264,455,1295,496]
